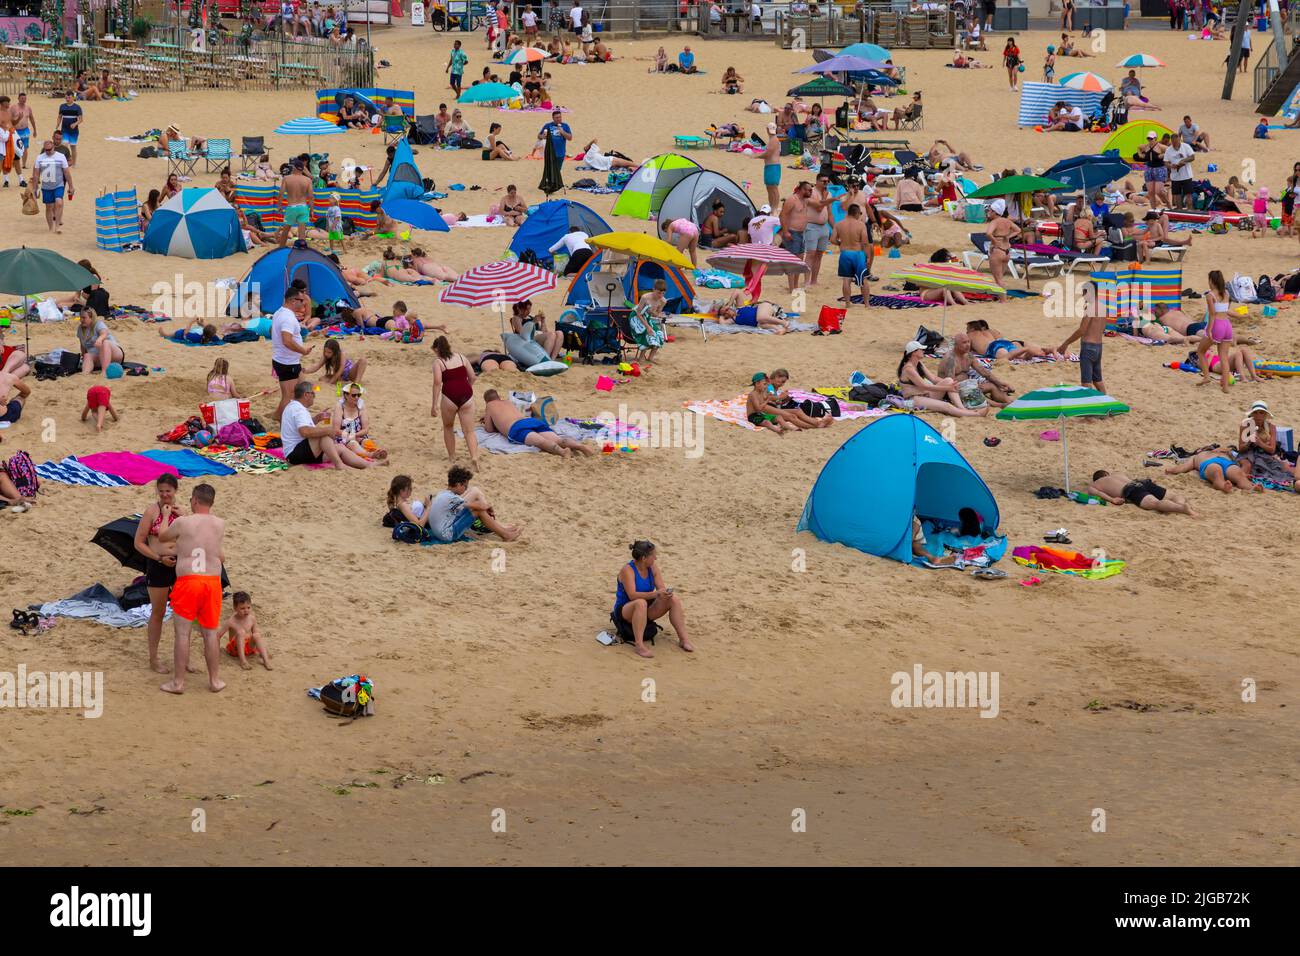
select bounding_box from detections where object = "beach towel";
[264,446,334,470]
[700,319,816,336]
[573,184,621,195]
[869,294,940,309]
[39,583,168,629]
[1017,83,1102,128]
[452,214,506,228]
[197,446,288,474]
[77,452,180,486]
[35,456,132,487]
[140,449,238,478]
[473,420,598,454]
[1012,544,1125,580]
[1010,352,1080,365]
[684,393,886,431]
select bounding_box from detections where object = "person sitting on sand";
[304,338,367,386]
[898,341,991,418]
[204,358,241,401]
[281,380,386,469]
[939,333,1014,407]
[716,300,790,333]
[76,308,124,374]
[216,591,270,671]
[613,539,694,659]
[722,66,744,93]
[482,389,594,457]
[428,465,522,542]
[336,96,369,129]
[1163,450,1260,495]
[951,49,990,69]
[767,367,835,429]
[1085,470,1195,516]
[1058,33,1092,58]
[1235,400,1298,491]
[0,370,30,431]
[486,123,517,161]
[500,185,528,228]
[327,381,387,461]
[965,319,1062,363]
[745,372,797,434]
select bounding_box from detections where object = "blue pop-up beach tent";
[384,138,425,202]
[508,200,610,262]
[563,252,695,314]
[228,245,357,315]
[797,415,1001,563]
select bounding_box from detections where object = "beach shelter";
[625,259,696,314]
[1101,120,1173,161]
[228,245,357,315]
[94,188,142,252]
[384,139,426,202]
[143,188,247,260]
[996,385,1130,492]
[1091,266,1182,315]
[1016,82,1102,128]
[797,415,1001,563]
[508,199,610,262]
[384,198,451,233]
[655,170,755,241]
[611,153,701,220]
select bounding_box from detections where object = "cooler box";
[200,399,250,430]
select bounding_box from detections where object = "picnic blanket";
[77,451,179,485]
[140,448,238,478]
[197,446,289,474]
[685,392,886,431]
[35,456,132,487]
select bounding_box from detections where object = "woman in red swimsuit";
[431,335,480,469]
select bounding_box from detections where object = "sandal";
[1043,529,1071,544]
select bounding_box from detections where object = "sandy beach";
[1,21,1298,866]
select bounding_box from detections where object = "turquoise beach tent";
[508,199,610,263]
[384,139,425,202]
[797,415,1001,563]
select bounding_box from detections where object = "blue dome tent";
[143,188,247,260]
[508,200,610,264]
[228,245,358,316]
[384,138,425,202]
[797,415,1003,563]
[563,252,696,314]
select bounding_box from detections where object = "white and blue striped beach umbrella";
[143,188,247,260]
[275,115,345,152]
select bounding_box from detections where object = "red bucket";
[818,306,845,334]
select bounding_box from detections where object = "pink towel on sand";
[264,446,333,470]
[78,451,180,485]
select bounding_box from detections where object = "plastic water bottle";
[1207,163,1219,173]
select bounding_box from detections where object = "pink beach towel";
[264,446,333,470]
[78,451,180,485]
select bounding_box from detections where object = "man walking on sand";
[803,173,834,286]
[12,91,34,181]
[277,159,315,246]
[158,483,227,694]
[760,122,783,210]
[832,202,871,307]
[1056,281,1105,391]
[779,180,820,292]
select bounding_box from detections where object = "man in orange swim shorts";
[158,482,227,694]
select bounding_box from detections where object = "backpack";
[1255,274,1277,302]
[848,382,897,404]
[314,674,375,718]
[216,422,254,448]
[392,520,432,544]
[1228,273,1258,303]
[517,248,541,268]
[3,450,39,499]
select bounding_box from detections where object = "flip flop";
[971,568,1008,580]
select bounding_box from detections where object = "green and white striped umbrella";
[996,385,1129,491]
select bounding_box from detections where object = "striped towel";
[35,456,131,487]
[1017,83,1103,128]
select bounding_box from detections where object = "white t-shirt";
[1062,105,1083,126]
[549,231,591,256]
[570,6,584,28]
[1165,143,1194,181]
[521,10,537,27]
[270,306,302,365]
[35,151,68,189]
[280,400,314,456]
[582,143,613,171]
[748,214,781,245]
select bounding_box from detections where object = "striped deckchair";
[234,182,284,227]
[311,188,382,230]
[1016,82,1103,128]
[1091,266,1182,316]
[95,188,142,252]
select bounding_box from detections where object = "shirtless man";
[1164,450,1261,495]
[939,333,1014,406]
[1056,282,1106,391]
[158,483,228,694]
[760,122,783,209]
[832,202,871,308]
[1085,470,1196,516]
[277,160,315,247]
[780,181,824,292]
[482,389,595,457]
[1134,303,1202,344]
[983,198,1020,287]
[802,174,834,287]
[966,319,1061,363]
[12,92,34,179]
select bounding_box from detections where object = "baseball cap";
[1146,131,1157,139]
[751,371,768,384]
[759,203,772,214]
[904,341,926,354]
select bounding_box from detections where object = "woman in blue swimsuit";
[1163,450,1259,493]
[613,540,694,658]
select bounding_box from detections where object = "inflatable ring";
[1254,360,1300,377]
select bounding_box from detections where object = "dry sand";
[1,24,1298,865]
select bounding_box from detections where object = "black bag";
[317,676,375,718]
[518,248,541,268]
[913,325,945,354]
[1256,275,1277,302]
[1284,271,1300,297]
[392,520,431,544]
[848,382,893,404]
[34,350,80,380]
[798,399,827,418]
[612,610,657,646]
[122,361,150,376]
[118,581,151,611]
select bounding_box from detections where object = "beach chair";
[1102,214,1138,263]
[1055,222,1112,274]
[203,138,233,173]
[381,113,409,147]
[240,136,268,173]
[897,103,923,132]
[964,233,1063,280]
[167,140,199,178]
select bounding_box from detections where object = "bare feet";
[209,678,226,693]
[498,524,523,541]
[633,643,654,659]
[150,659,170,675]
[678,637,695,652]
[160,680,184,694]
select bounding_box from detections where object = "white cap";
[759,203,772,214]
[1146,131,1157,139]
[766,122,778,135]
[1249,400,1271,416]
[990,198,1007,216]
[904,340,926,354]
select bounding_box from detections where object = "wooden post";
[1223,2,1248,100]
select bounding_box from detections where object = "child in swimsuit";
[216,591,270,670]
[205,358,240,401]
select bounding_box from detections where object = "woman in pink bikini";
[1197,270,1235,394]
[663,217,700,266]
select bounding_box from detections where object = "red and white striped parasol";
[705,243,810,277]
[438,261,557,309]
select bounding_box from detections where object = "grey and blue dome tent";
[508,200,610,264]
[384,138,425,202]
[655,169,756,241]
[797,415,1002,563]
[228,245,358,316]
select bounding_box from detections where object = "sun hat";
[990,198,1007,216]
[1146,131,1157,139]
[1249,400,1271,417]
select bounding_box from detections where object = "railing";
[1251,9,1300,102]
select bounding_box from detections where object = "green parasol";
[787,77,854,100]
[966,175,1070,198]
[0,247,99,355]
[996,384,1130,492]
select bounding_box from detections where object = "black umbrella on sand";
[92,515,231,587]
[539,133,564,196]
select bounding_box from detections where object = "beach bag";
[958,378,988,409]
[216,422,253,448]
[200,398,250,430]
[315,674,375,718]
[392,520,432,544]
[3,450,39,498]
[817,305,845,333]
[848,382,894,404]
[1228,273,1257,303]
[20,185,37,216]
[1255,275,1277,302]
